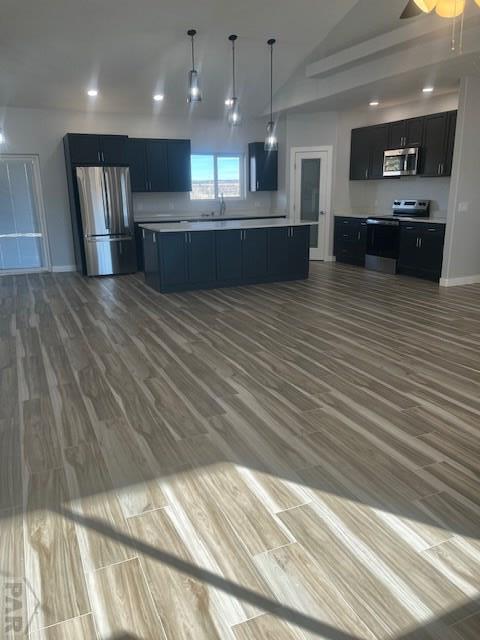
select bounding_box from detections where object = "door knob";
[319,210,325,216]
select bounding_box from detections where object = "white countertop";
[140,219,314,233]
[335,214,447,224]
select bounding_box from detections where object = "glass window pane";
[0,158,45,270]
[190,155,215,200]
[217,156,240,198]
[300,158,320,248]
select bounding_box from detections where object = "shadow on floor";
[58,506,479,640]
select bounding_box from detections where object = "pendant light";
[227,35,241,125]
[187,29,202,103]
[264,38,278,151]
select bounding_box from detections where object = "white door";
[291,148,332,261]
[0,155,50,274]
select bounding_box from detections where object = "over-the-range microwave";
[383,147,420,177]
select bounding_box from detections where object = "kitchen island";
[140,219,313,293]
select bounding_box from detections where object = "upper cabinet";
[64,134,128,165]
[64,134,191,193]
[126,138,191,193]
[349,110,457,181]
[349,125,388,180]
[167,140,192,192]
[388,117,423,149]
[249,143,278,191]
[421,111,457,177]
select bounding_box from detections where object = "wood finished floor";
[1,263,480,639]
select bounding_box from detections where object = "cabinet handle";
[357,231,361,241]
[102,151,105,163]
[142,229,145,239]
[98,151,101,163]
[419,237,422,248]
[440,163,444,175]
[256,181,259,190]
[152,233,156,244]
[365,168,368,179]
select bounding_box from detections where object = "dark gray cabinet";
[146,140,169,192]
[167,140,192,192]
[421,113,449,177]
[143,225,310,293]
[143,229,161,290]
[64,134,128,165]
[188,231,216,285]
[398,222,445,281]
[249,143,278,191]
[126,138,191,193]
[350,110,457,181]
[242,228,268,279]
[350,124,388,180]
[388,117,423,149]
[128,140,149,192]
[334,217,367,266]
[267,226,309,277]
[158,232,189,288]
[350,128,371,180]
[216,230,243,282]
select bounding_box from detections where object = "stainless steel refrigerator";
[76,166,137,276]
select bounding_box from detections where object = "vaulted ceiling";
[0,0,358,117]
[1,0,477,119]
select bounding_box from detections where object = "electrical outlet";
[458,201,469,213]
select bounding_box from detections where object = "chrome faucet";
[219,193,226,217]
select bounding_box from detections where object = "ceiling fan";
[401,0,480,19]
[400,0,424,18]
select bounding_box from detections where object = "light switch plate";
[458,202,469,213]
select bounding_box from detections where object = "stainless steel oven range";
[365,199,430,274]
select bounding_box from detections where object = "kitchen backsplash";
[133,191,275,219]
[335,176,451,220]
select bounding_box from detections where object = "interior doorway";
[290,147,333,261]
[0,155,50,274]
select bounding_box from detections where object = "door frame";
[0,154,51,275]
[289,146,334,261]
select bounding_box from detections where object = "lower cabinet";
[334,217,367,266]
[143,229,161,291]
[242,228,268,280]
[143,226,310,293]
[268,226,310,277]
[188,231,217,285]
[398,222,445,281]
[216,230,243,282]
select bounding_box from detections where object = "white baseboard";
[51,265,77,273]
[439,274,480,287]
[323,255,336,263]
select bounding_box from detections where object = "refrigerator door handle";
[102,169,111,230]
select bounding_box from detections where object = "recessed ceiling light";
[153,94,164,102]
[423,86,434,93]
[369,100,379,106]
[87,89,98,97]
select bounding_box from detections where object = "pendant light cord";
[268,39,276,123]
[191,35,195,70]
[232,40,236,98]
[229,35,238,100]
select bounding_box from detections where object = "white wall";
[0,106,274,268]
[442,76,480,285]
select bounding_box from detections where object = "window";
[190,153,244,200]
